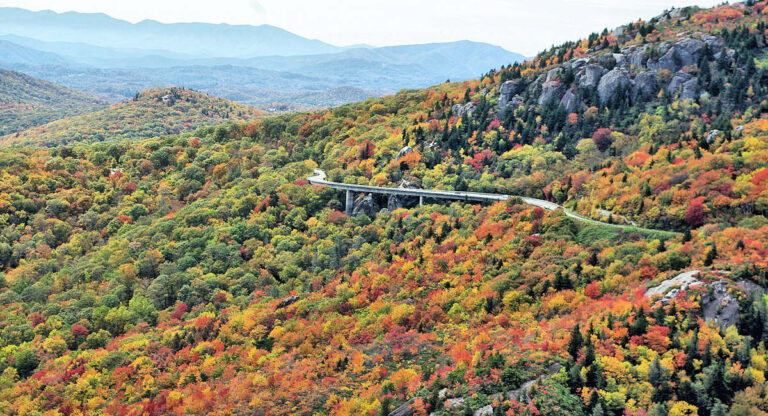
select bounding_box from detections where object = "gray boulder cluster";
[350,152,422,216]
[388,363,564,416]
[646,270,768,329]
[452,102,477,117]
[498,34,734,114]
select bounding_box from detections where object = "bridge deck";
[306,169,680,235]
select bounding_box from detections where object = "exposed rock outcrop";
[538,79,564,105]
[499,80,523,106]
[395,146,414,160]
[598,69,631,104]
[579,65,607,89]
[633,70,659,99]
[276,295,299,309]
[474,405,493,416]
[626,44,650,68]
[667,71,698,100]
[645,270,703,304]
[452,102,477,117]
[701,34,726,56]
[388,400,414,416]
[675,38,705,67]
[648,38,704,72]
[560,90,579,113]
[646,271,768,328]
[647,47,676,72]
[387,180,420,210]
[352,194,377,217]
[495,34,736,119]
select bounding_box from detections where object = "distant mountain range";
[0,7,342,58]
[0,7,526,109]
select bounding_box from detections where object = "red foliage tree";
[123,182,138,193]
[171,303,187,320]
[592,128,613,152]
[585,281,602,299]
[71,325,89,337]
[685,198,706,228]
[357,139,376,159]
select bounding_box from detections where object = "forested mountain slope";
[0,68,106,136]
[1,87,267,146]
[0,2,767,416]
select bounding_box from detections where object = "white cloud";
[0,0,726,54]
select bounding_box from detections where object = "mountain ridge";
[0,67,106,136]
[0,87,266,146]
[0,6,343,58]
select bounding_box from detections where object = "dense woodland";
[1,88,266,147]
[0,2,767,416]
[0,68,106,137]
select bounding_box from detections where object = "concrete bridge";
[307,169,678,235]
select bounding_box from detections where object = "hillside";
[1,87,267,146]
[0,2,767,416]
[0,39,74,66]
[0,67,106,136]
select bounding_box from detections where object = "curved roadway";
[308,169,678,235]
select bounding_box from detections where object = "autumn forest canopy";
[2,2,768,416]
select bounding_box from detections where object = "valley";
[0,1,766,416]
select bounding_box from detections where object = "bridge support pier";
[419,196,423,206]
[345,190,354,214]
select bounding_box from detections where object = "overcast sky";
[0,0,726,55]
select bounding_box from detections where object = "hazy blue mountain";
[0,8,526,109]
[0,40,75,66]
[0,7,342,58]
[238,41,526,84]
[2,62,377,109]
[0,35,195,68]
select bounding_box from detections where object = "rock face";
[352,194,377,217]
[391,362,564,416]
[701,280,739,328]
[546,68,562,82]
[667,71,698,100]
[579,65,607,89]
[597,69,631,104]
[626,45,650,68]
[648,38,704,72]
[474,405,493,416]
[648,48,676,72]
[495,34,736,116]
[395,146,414,160]
[633,71,659,99]
[538,79,564,105]
[706,130,719,143]
[452,102,476,117]
[681,78,698,100]
[567,58,588,71]
[276,295,299,309]
[560,90,579,113]
[702,279,767,329]
[701,34,726,56]
[387,180,420,210]
[646,271,768,329]
[645,270,703,304]
[499,80,523,106]
[674,38,705,67]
